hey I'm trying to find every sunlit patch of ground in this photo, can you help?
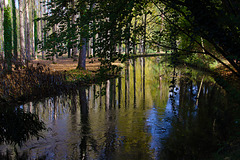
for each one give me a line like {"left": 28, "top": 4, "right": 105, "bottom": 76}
{"left": 30, "top": 57, "right": 101, "bottom": 72}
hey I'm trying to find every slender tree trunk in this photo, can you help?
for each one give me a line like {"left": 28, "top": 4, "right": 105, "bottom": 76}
{"left": 34, "top": 10, "right": 38, "bottom": 59}
{"left": 12, "top": 0, "right": 17, "bottom": 60}
{"left": 143, "top": 13, "right": 147, "bottom": 54}
{"left": 133, "top": 17, "right": 137, "bottom": 55}
{"left": 40, "top": 0, "right": 44, "bottom": 59}
{"left": 25, "top": 0, "right": 31, "bottom": 62}
{"left": 77, "top": 38, "right": 86, "bottom": 69}
{"left": 19, "top": 0, "right": 25, "bottom": 64}
{"left": 32, "top": 0, "right": 36, "bottom": 59}
{"left": 0, "top": 2, "right": 4, "bottom": 61}
{"left": 52, "top": 24, "right": 57, "bottom": 63}
{"left": 52, "top": 2, "right": 57, "bottom": 63}
{"left": 72, "top": 0, "right": 77, "bottom": 60}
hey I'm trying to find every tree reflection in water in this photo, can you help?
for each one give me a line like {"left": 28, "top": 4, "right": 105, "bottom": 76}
{"left": 159, "top": 69, "right": 236, "bottom": 160}
{"left": 0, "top": 57, "right": 237, "bottom": 159}
{"left": 0, "top": 105, "right": 46, "bottom": 159}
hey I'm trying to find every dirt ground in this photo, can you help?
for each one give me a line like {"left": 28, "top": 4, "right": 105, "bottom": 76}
{"left": 30, "top": 57, "right": 101, "bottom": 72}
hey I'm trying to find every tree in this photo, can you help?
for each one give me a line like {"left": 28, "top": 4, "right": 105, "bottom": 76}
{"left": 34, "top": 10, "right": 38, "bottom": 59}
{"left": 3, "top": 6, "right": 12, "bottom": 72}
{"left": 25, "top": 0, "right": 31, "bottom": 62}
{"left": 0, "top": 2, "right": 4, "bottom": 60}
{"left": 150, "top": 0, "right": 240, "bottom": 78}
{"left": 40, "top": 0, "right": 145, "bottom": 72}
{"left": 19, "top": 0, "right": 25, "bottom": 64}
{"left": 12, "top": 0, "right": 17, "bottom": 60}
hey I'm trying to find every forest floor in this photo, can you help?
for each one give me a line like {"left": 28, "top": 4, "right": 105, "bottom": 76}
{"left": 30, "top": 57, "right": 101, "bottom": 72}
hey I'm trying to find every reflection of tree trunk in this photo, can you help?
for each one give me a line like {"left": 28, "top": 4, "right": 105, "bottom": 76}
{"left": 106, "top": 80, "right": 110, "bottom": 109}
{"left": 125, "top": 61, "right": 129, "bottom": 108}
{"left": 118, "top": 76, "right": 122, "bottom": 108}
{"left": 100, "top": 84, "right": 102, "bottom": 108}
{"left": 100, "top": 102, "right": 117, "bottom": 159}
{"left": 196, "top": 77, "right": 204, "bottom": 106}
{"left": 71, "top": 92, "right": 77, "bottom": 114}
{"left": 79, "top": 86, "right": 89, "bottom": 160}
{"left": 93, "top": 85, "right": 96, "bottom": 108}
{"left": 79, "top": 86, "right": 88, "bottom": 115}
{"left": 142, "top": 58, "right": 145, "bottom": 108}
{"left": 159, "top": 63, "right": 162, "bottom": 100}
{"left": 110, "top": 79, "right": 116, "bottom": 108}
{"left": 53, "top": 96, "right": 57, "bottom": 121}
{"left": 133, "top": 59, "right": 136, "bottom": 108}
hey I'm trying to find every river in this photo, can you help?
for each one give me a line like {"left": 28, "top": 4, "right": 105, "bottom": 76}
{"left": 0, "top": 57, "right": 236, "bottom": 159}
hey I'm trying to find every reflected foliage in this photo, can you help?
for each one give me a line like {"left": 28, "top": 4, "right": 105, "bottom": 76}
{"left": 160, "top": 70, "right": 240, "bottom": 159}
{"left": 1, "top": 58, "right": 239, "bottom": 159}
{"left": 0, "top": 106, "right": 46, "bottom": 146}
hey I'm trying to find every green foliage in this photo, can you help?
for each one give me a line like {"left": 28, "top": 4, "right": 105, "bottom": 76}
{"left": 39, "top": 0, "right": 148, "bottom": 72}
{"left": 3, "top": 6, "right": 12, "bottom": 72}
{"left": 0, "top": 106, "right": 46, "bottom": 146}
{"left": 151, "top": 0, "right": 240, "bottom": 77}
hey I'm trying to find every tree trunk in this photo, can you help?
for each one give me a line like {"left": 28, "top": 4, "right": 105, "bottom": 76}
{"left": 52, "top": 2, "right": 57, "bottom": 63}
{"left": 19, "top": 0, "right": 25, "bottom": 64}
{"left": 52, "top": 24, "right": 57, "bottom": 63}
{"left": 25, "top": 0, "right": 31, "bottom": 62}
{"left": 34, "top": 10, "right": 38, "bottom": 59}
{"left": 133, "top": 17, "right": 137, "bottom": 55}
{"left": 72, "top": 0, "right": 77, "bottom": 61}
{"left": 0, "top": 2, "right": 4, "bottom": 61}
{"left": 12, "top": 0, "right": 17, "bottom": 60}
{"left": 143, "top": 13, "right": 147, "bottom": 54}
{"left": 77, "top": 38, "right": 86, "bottom": 70}
{"left": 32, "top": 1, "right": 36, "bottom": 59}
{"left": 40, "top": 0, "right": 44, "bottom": 59}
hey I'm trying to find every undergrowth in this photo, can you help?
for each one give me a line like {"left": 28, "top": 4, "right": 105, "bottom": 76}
{"left": 0, "top": 63, "right": 120, "bottom": 105}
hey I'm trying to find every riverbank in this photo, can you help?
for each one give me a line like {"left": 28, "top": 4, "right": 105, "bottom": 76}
{"left": 0, "top": 58, "right": 121, "bottom": 106}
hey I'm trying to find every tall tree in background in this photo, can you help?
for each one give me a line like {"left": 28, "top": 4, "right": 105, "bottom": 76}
{"left": 40, "top": 0, "right": 145, "bottom": 71}
{"left": 3, "top": 6, "right": 12, "bottom": 72}
{"left": 40, "top": 0, "right": 44, "bottom": 59}
{"left": 11, "top": 0, "right": 17, "bottom": 60}
{"left": 31, "top": 0, "right": 36, "bottom": 59}
{"left": 25, "top": 0, "right": 31, "bottom": 62}
{"left": 19, "top": 0, "right": 25, "bottom": 64}
{"left": 0, "top": 2, "right": 4, "bottom": 58}
{"left": 34, "top": 10, "right": 38, "bottom": 59}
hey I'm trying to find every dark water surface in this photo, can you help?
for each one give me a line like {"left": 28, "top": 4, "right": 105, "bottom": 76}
{"left": 0, "top": 57, "right": 235, "bottom": 159}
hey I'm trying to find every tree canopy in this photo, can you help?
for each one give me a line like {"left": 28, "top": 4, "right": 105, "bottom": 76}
{"left": 39, "top": 0, "right": 240, "bottom": 77}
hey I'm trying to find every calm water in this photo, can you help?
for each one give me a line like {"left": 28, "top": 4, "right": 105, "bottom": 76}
{"left": 0, "top": 57, "right": 235, "bottom": 159}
